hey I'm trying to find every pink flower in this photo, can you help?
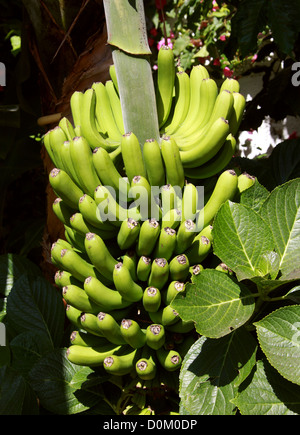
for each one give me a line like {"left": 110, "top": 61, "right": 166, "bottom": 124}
{"left": 223, "top": 66, "right": 233, "bottom": 78}
{"left": 157, "top": 38, "right": 173, "bottom": 50}
{"left": 219, "top": 34, "right": 226, "bottom": 41}
{"left": 213, "top": 58, "right": 221, "bottom": 66}
{"left": 251, "top": 54, "right": 258, "bottom": 63}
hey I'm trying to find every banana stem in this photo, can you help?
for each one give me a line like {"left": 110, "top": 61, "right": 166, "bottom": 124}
{"left": 103, "top": 0, "right": 160, "bottom": 147}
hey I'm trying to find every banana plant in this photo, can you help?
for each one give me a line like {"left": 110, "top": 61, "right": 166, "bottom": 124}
{"left": 103, "top": 0, "right": 160, "bottom": 147}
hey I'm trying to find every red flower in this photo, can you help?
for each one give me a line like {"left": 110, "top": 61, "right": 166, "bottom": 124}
{"left": 223, "top": 66, "right": 233, "bottom": 77}
{"left": 150, "top": 28, "right": 158, "bottom": 37}
{"left": 288, "top": 131, "right": 298, "bottom": 140}
{"left": 213, "top": 58, "right": 221, "bottom": 66}
{"left": 156, "top": 0, "right": 167, "bottom": 9}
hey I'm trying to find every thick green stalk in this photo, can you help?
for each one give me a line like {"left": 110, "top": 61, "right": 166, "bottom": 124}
{"left": 103, "top": 0, "right": 160, "bottom": 146}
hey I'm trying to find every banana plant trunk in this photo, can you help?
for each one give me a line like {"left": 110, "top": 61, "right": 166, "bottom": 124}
{"left": 103, "top": 0, "right": 160, "bottom": 147}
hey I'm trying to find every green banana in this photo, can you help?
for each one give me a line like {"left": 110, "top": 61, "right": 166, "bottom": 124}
{"left": 109, "top": 64, "right": 119, "bottom": 94}
{"left": 155, "top": 348, "right": 182, "bottom": 372}
{"left": 184, "top": 134, "right": 236, "bottom": 179}
{"left": 195, "top": 169, "right": 238, "bottom": 231}
{"left": 69, "top": 136, "right": 101, "bottom": 197}
{"left": 105, "top": 79, "right": 124, "bottom": 133}
{"left": 96, "top": 312, "right": 126, "bottom": 345}
{"left": 52, "top": 245, "right": 99, "bottom": 282}
{"left": 80, "top": 88, "right": 119, "bottom": 151}
{"left": 165, "top": 318, "right": 195, "bottom": 334}
{"left": 220, "top": 77, "right": 240, "bottom": 93}
{"left": 149, "top": 305, "right": 179, "bottom": 327}
{"left": 113, "top": 262, "right": 143, "bottom": 302}
{"left": 145, "top": 324, "right": 165, "bottom": 350}
{"left": 84, "top": 276, "right": 132, "bottom": 311}
{"left": 179, "top": 117, "right": 231, "bottom": 168}
{"left": 198, "top": 224, "right": 214, "bottom": 242}
{"left": 92, "top": 82, "right": 122, "bottom": 142}
{"left": 62, "top": 284, "right": 103, "bottom": 314}
{"left": 189, "top": 264, "right": 204, "bottom": 279}
{"left": 185, "top": 235, "right": 212, "bottom": 265}
{"left": 174, "top": 64, "right": 209, "bottom": 137}
{"left": 161, "top": 208, "right": 182, "bottom": 230}
{"left": 64, "top": 225, "right": 86, "bottom": 252}
{"left": 52, "top": 198, "right": 75, "bottom": 226}
{"left": 79, "top": 312, "right": 104, "bottom": 337}
{"left": 121, "top": 132, "right": 147, "bottom": 184}
{"left": 92, "top": 146, "right": 130, "bottom": 200}
{"left": 142, "top": 139, "right": 165, "bottom": 188}
{"left": 160, "top": 184, "right": 179, "bottom": 213}
{"left": 66, "top": 343, "right": 122, "bottom": 367}
{"left": 156, "top": 45, "right": 175, "bottom": 128}
{"left": 137, "top": 256, "right": 152, "bottom": 282}
{"left": 181, "top": 182, "right": 199, "bottom": 221}
{"left": 49, "top": 168, "right": 84, "bottom": 209}
{"left": 84, "top": 232, "right": 118, "bottom": 281}
{"left": 163, "top": 281, "right": 185, "bottom": 305}
{"left": 65, "top": 304, "right": 82, "bottom": 328}
{"left": 164, "top": 70, "right": 190, "bottom": 135}
{"left": 174, "top": 219, "right": 196, "bottom": 254}
{"left": 120, "top": 319, "right": 147, "bottom": 349}
{"left": 43, "top": 130, "right": 57, "bottom": 167}
{"left": 237, "top": 172, "right": 256, "bottom": 194}
{"left": 142, "top": 286, "right": 161, "bottom": 313}
{"left": 135, "top": 346, "right": 157, "bottom": 380}
{"left": 228, "top": 92, "right": 246, "bottom": 136}
{"left": 122, "top": 249, "right": 138, "bottom": 281}
{"left": 161, "top": 135, "right": 185, "bottom": 189}
{"left": 215, "top": 263, "right": 233, "bottom": 275}
{"left": 70, "top": 91, "right": 84, "bottom": 132}
{"left": 69, "top": 212, "right": 115, "bottom": 241}
{"left": 117, "top": 218, "right": 140, "bottom": 250}
{"left": 136, "top": 218, "right": 160, "bottom": 257}
{"left": 78, "top": 194, "right": 117, "bottom": 231}
{"left": 152, "top": 227, "right": 176, "bottom": 261}
{"left": 55, "top": 270, "right": 81, "bottom": 288}
{"left": 59, "top": 116, "right": 76, "bottom": 141}
{"left": 47, "top": 126, "right": 67, "bottom": 170}
{"left": 103, "top": 346, "right": 140, "bottom": 376}
{"left": 59, "top": 140, "right": 81, "bottom": 186}
{"left": 169, "top": 254, "right": 190, "bottom": 281}
{"left": 130, "top": 175, "right": 156, "bottom": 221}
{"left": 70, "top": 330, "right": 108, "bottom": 348}
{"left": 148, "top": 258, "right": 169, "bottom": 290}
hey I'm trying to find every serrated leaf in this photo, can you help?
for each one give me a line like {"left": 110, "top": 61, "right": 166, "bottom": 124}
{"left": 240, "top": 179, "right": 270, "bottom": 213}
{"left": 29, "top": 348, "right": 105, "bottom": 415}
{"left": 179, "top": 328, "right": 257, "bottom": 415}
{"left": 259, "top": 179, "right": 300, "bottom": 281}
{"left": 212, "top": 201, "right": 275, "bottom": 281}
{"left": 171, "top": 269, "right": 256, "bottom": 338}
{"left": 254, "top": 305, "right": 300, "bottom": 386}
{"left": 232, "top": 359, "right": 300, "bottom": 415}
{"left": 6, "top": 274, "right": 65, "bottom": 348}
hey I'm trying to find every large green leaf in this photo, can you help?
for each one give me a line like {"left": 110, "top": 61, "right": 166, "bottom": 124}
{"left": 254, "top": 305, "right": 300, "bottom": 386}
{"left": 29, "top": 349, "right": 109, "bottom": 415}
{"left": 259, "top": 179, "right": 300, "bottom": 281}
{"left": 6, "top": 274, "right": 65, "bottom": 348}
{"left": 233, "top": 359, "right": 300, "bottom": 415}
{"left": 179, "top": 328, "right": 257, "bottom": 415}
{"left": 171, "top": 269, "right": 256, "bottom": 338}
{"left": 212, "top": 201, "right": 275, "bottom": 281}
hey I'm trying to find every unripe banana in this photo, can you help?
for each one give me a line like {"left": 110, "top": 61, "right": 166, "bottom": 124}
{"left": 62, "top": 284, "right": 103, "bottom": 314}
{"left": 184, "top": 134, "right": 236, "bottom": 180}
{"left": 189, "top": 264, "right": 204, "bottom": 279}
{"left": 83, "top": 276, "right": 132, "bottom": 311}
{"left": 120, "top": 319, "right": 147, "bottom": 349}
{"left": 142, "top": 286, "right": 161, "bottom": 313}
{"left": 96, "top": 312, "right": 126, "bottom": 345}
{"left": 195, "top": 169, "right": 238, "bottom": 230}
{"left": 49, "top": 168, "right": 84, "bottom": 209}
{"left": 65, "top": 304, "right": 82, "bottom": 328}
{"left": 43, "top": 130, "right": 57, "bottom": 167}
{"left": 103, "top": 347, "right": 140, "bottom": 376}
{"left": 122, "top": 249, "right": 138, "bottom": 281}
{"left": 136, "top": 219, "right": 160, "bottom": 257}
{"left": 137, "top": 256, "right": 152, "bottom": 282}
{"left": 66, "top": 343, "right": 122, "bottom": 367}
{"left": 109, "top": 64, "right": 119, "bottom": 94}
{"left": 69, "top": 136, "right": 101, "bottom": 197}
{"left": 135, "top": 346, "right": 157, "bottom": 380}
{"left": 70, "top": 330, "right": 108, "bottom": 348}
{"left": 52, "top": 246, "right": 98, "bottom": 282}
{"left": 142, "top": 139, "right": 165, "bottom": 188}
{"left": 59, "top": 116, "right": 76, "bottom": 141}
{"left": 160, "top": 184, "right": 178, "bottom": 213}
{"left": 164, "top": 318, "right": 195, "bottom": 334}
{"left": 237, "top": 172, "right": 256, "bottom": 194}
{"left": 161, "top": 208, "right": 182, "bottom": 230}
{"left": 198, "top": 224, "right": 214, "bottom": 242}
{"left": 70, "top": 91, "right": 83, "bottom": 132}
{"left": 145, "top": 324, "right": 165, "bottom": 350}
{"left": 220, "top": 77, "right": 240, "bottom": 93}
{"left": 148, "top": 258, "right": 169, "bottom": 290}
{"left": 55, "top": 270, "right": 81, "bottom": 288}
{"left": 156, "top": 45, "right": 175, "bottom": 128}
{"left": 185, "top": 235, "right": 212, "bottom": 265}
{"left": 80, "top": 312, "right": 104, "bottom": 337}
{"left": 169, "top": 254, "right": 190, "bottom": 281}
{"left": 113, "top": 262, "right": 143, "bottom": 302}
{"left": 164, "top": 70, "right": 190, "bottom": 135}
{"left": 163, "top": 281, "right": 185, "bottom": 305}
{"left": 149, "top": 305, "right": 179, "bottom": 327}
{"left": 121, "top": 132, "right": 147, "bottom": 184}
{"left": 47, "top": 126, "right": 68, "bottom": 170}
{"left": 181, "top": 182, "right": 198, "bottom": 221}
{"left": 117, "top": 218, "right": 140, "bottom": 250}
{"left": 52, "top": 198, "right": 75, "bottom": 226}
{"left": 228, "top": 92, "right": 246, "bottom": 136}
{"left": 130, "top": 175, "right": 156, "bottom": 221}
{"left": 64, "top": 225, "right": 86, "bottom": 252}
{"left": 84, "top": 232, "right": 118, "bottom": 281}
{"left": 215, "top": 263, "right": 233, "bottom": 275}
{"left": 161, "top": 135, "right": 185, "bottom": 189}
{"left": 92, "top": 146, "right": 130, "bottom": 200}
{"left": 105, "top": 79, "right": 124, "bottom": 133}
{"left": 59, "top": 140, "right": 82, "bottom": 186}
{"left": 153, "top": 227, "right": 176, "bottom": 261}
{"left": 155, "top": 348, "right": 182, "bottom": 372}
{"left": 69, "top": 212, "right": 116, "bottom": 241}
{"left": 174, "top": 219, "right": 196, "bottom": 254}
{"left": 78, "top": 194, "right": 117, "bottom": 232}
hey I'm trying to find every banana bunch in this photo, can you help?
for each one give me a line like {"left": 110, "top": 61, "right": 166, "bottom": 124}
{"left": 43, "top": 47, "right": 251, "bottom": 407}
